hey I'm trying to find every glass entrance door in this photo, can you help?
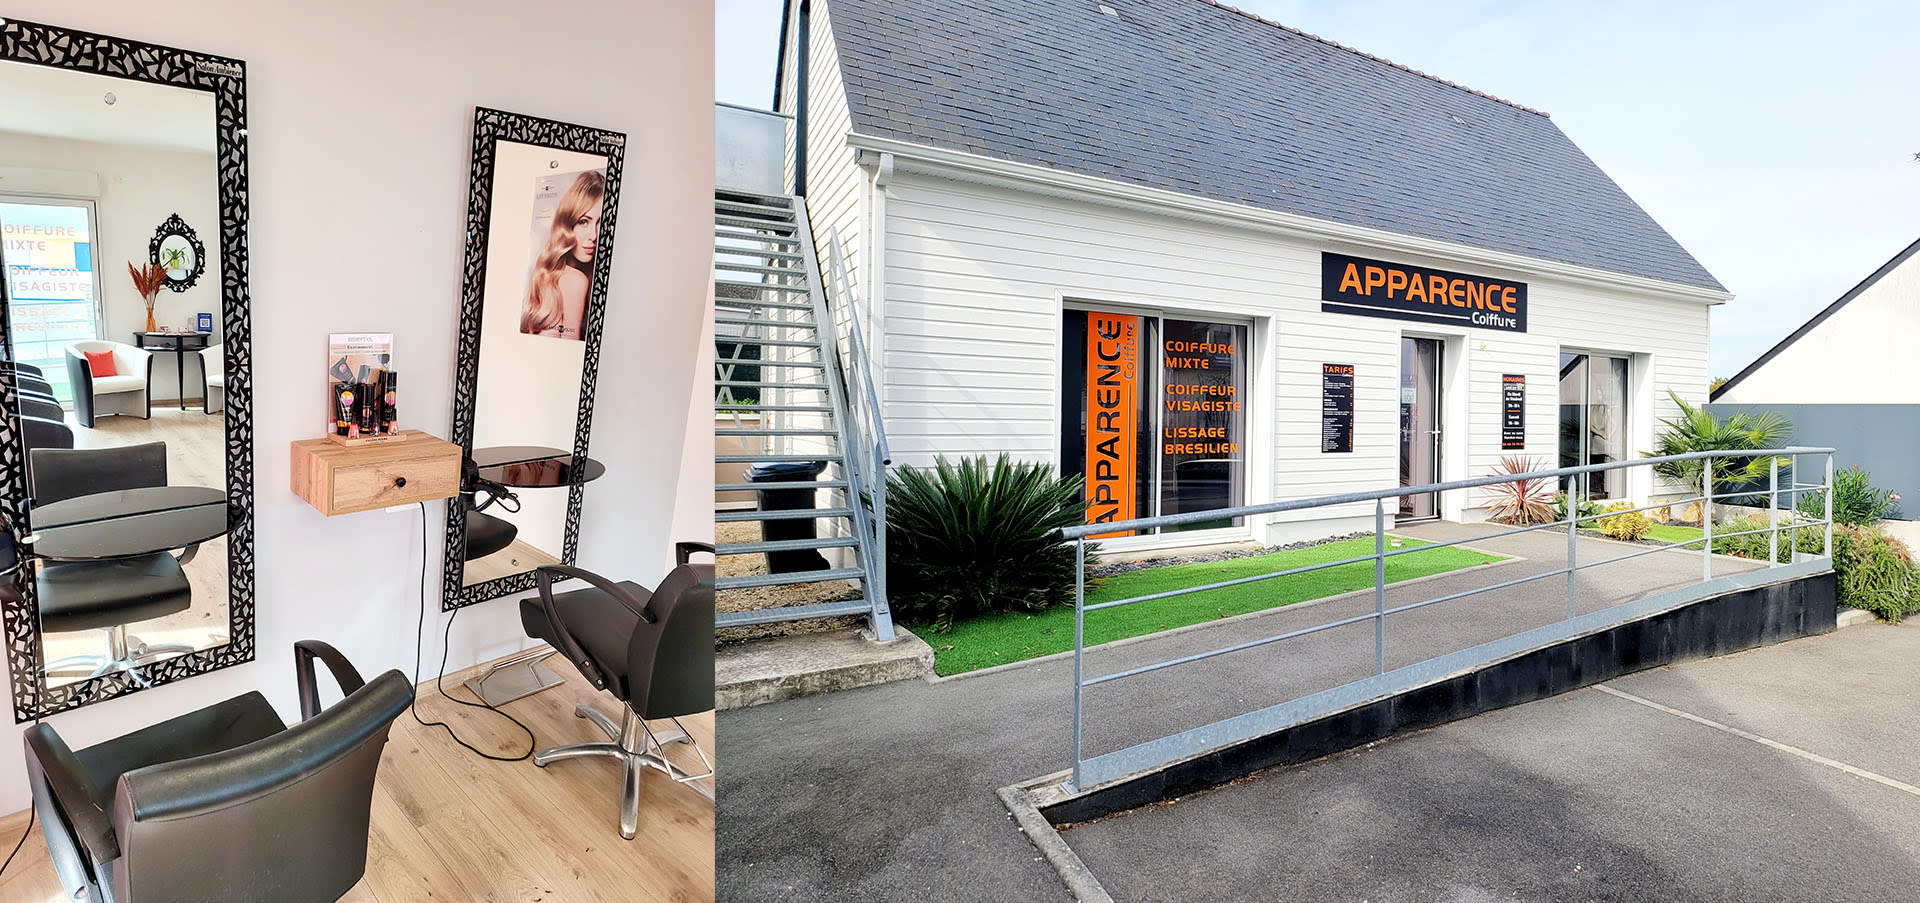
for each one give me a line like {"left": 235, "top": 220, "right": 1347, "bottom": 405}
{"left": 1399, "top": 337, "right": 1442, "bottom": 519}
{"left": 1558, "top": 352, "right": 1630, "bottom": 500}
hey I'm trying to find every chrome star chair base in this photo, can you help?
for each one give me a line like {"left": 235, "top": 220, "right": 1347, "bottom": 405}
{"left": 534, "top": 703, "right": 715, "bottom": 838}
{"left": 45, "top": 624, "right": 194, "bottom": 687}
{"left": 521, "top": 555, "right": 715, "bottom": 840}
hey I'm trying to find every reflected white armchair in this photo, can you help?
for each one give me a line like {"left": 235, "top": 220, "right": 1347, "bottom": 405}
{"left": 201, "top": 342, "right": 225, "bottom": 414}
{"left": 64, "top": 341, "right": 152, "bottom": 427}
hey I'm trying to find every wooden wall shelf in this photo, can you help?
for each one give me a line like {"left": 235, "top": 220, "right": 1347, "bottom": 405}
{"left": 291, "top": 429, "right": 461, "bottom": 516}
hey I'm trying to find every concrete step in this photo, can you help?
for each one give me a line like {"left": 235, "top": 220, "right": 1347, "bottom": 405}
{"left": 716, "top": 626, "right": 934, "bottom": 711}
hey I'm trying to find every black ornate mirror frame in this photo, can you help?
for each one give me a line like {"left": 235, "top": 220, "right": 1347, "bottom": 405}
{"left": 0, "top": 19, "right": 254, "bottom": 720}
{"left": 149, "top": 212, "right": 207, "bottom": 291}
{"left": 440, "top": 108, "right": 626, "bottom": 610}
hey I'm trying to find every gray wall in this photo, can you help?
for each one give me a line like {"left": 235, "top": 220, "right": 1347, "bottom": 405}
{"left": 1706, "top": 404, "right": 1920, "bottom": 521}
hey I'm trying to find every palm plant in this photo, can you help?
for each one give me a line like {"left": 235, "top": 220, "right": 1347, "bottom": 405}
{"left": 1647, "top": 391, "right": 1792, "bottom": 524}
{"left": 883, "top": 454, "right": 1096, "bottom": 631}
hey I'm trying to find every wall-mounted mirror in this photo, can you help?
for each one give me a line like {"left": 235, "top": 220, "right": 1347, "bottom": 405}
{"left": 441, "top": 108, "right": 625, "bottom": 609}
{"left": 0, "top": 19, "right": 253, "bottom": 719}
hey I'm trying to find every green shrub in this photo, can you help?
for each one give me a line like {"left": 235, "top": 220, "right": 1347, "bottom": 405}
{"left": 883, "top": 454, "right": 1097, "bottom": 631}
{"left": 1707, "top": 515, "right": 1826, "bottom": 563}
{"left": 1552, "top": 492, "right": 1603, "bottom": 524}
{"left": 1596, "top": 501, "right": 1652, "bottom": 542}
{"left": 1797, "top": 466, "right": 1900, "bottom": 527}
{"left": 1830, "top": 525, "right": 1920, "bottom": 622}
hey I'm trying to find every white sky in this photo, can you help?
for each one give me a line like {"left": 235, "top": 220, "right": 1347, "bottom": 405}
{"left": 715, "top": 0, "right": 1920, "bottom": 379}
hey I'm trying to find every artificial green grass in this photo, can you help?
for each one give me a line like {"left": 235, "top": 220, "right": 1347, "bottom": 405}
{"left": 916, "top": 536, "right": 1506, "bottom": 676}
{"left": 1643, "top": 523, "right": 1705, "bottom": 547}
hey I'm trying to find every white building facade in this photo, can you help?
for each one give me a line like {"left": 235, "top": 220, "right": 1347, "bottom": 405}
{"left": 776, "top": 0, "right": 1729, "bottom": 551}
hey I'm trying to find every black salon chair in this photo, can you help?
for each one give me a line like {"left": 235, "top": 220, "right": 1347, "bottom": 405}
{"left": 21, "top": 415, "right": 74, "bottom": 452}
{"left": 25, "top": 640, "right": 412, "bottom": 903}
{"left": 14, "top": 371, "right": 56, "bottom": 399}
{"left": 29, "top": 442, "right": 196, "bottom": 685}
{"left": 2, "top": 359, "right": 45, "bottom": 378}
{"left": 522, "top": 546, "right": 715, "bottom": 839}
{"left": 20, "top": 395, "right": 64, "bottom": 424}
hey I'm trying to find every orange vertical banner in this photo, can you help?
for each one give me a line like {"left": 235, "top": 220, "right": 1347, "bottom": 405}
{"left": 1085, "top": 312, "right": 1139, "bottom": 538}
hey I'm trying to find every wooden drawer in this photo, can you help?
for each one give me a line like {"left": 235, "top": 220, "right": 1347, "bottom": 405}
{"left": 291, "top": 430, "right": 462, "bottom": 516}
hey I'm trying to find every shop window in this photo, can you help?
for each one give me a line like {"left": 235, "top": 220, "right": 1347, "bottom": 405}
{"left": 1061, "top": 308, "right": 1248, "bottom": 537}
{"left": 1558, "top": 351, "right": 1629, "bottom": 500}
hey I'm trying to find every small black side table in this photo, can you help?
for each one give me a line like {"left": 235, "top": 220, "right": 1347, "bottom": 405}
{"left": 133, "top": 332, "right": 211, "bottom": 411}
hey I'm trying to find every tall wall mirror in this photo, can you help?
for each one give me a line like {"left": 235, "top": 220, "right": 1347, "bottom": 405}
{"left": 442, "top": 109, "right": 625, "bottom": 609}
{"left": 0, "top": 20, "right": 253, "bottom": 718}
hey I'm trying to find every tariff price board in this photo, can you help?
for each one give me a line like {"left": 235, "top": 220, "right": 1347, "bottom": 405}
{"left": 1501, "top": 374, "right": 1526, "bottom": 450}
{"left": 1321, "top": 363, "right": 1355, "bottom": 453}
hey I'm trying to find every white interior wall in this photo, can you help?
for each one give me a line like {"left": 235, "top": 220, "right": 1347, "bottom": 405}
{"left": 0, "top": 0, "right": 712, "bottom": 814}
{"left": 0, "top": 131, "right": 221, "bottom": 398}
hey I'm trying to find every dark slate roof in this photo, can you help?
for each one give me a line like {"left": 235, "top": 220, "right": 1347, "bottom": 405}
{"left": 821, "top": 0, "right": 1725, "bottom": 292}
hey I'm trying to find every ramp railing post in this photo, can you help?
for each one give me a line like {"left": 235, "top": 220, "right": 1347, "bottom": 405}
{"left": 1702, "top": 459, "right": 1713, "bottom": 581}
{"left": 1769, "top": 456, "right": 1779, "bottom": 566}
{"left": 1825, "top": 453, "right": 1836, "bottom": 557}
{"left": 1071, "top": 537, "right": 1085, "bottom": 790}
{"left": 1566, "top": 487, "right": 1577, "bottom": 619}
{"left": 1374, "top": 499, "right": 1385, "bottom": 675}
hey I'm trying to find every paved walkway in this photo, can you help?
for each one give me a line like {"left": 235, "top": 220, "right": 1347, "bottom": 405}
{"left": 717, "top": 525, "right": 1775, "bottom": 900}
{"left": 1065, "top": 619, "right": 1920, "bottom": 902}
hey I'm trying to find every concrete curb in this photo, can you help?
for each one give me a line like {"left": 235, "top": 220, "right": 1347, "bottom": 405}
{"left": 927, "top": 540, "right": 1522, "bottom": 685}
{"left": 998, "top": 775, "right": 1113, "bottom": 903}
{"left": 1836, "top": 608, "right": 1877, "bottom": 629}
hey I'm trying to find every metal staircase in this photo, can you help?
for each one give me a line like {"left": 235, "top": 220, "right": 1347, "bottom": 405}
{"left": 713, "top": 189, "right": 895, "bottom": 642}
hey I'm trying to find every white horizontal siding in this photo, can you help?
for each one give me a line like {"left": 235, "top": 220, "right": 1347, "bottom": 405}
{"left": 876, "top": 173, "right": 1713, "bottom": 541}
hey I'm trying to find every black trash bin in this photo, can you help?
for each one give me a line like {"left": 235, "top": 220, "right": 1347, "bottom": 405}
{"left": 747, "top": 460, "right": 831, "bottom": 573}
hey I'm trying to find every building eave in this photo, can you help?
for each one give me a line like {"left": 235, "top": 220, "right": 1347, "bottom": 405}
{"left": 846, "top": 132, "right": 1735, "bottom": 307}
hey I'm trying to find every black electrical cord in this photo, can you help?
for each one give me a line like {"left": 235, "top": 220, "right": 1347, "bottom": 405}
{"left": 0, "top": 793, "right": 32, "bottom": 879}
{"left": 408, "top": 502, "right": 535, "bottom": 762}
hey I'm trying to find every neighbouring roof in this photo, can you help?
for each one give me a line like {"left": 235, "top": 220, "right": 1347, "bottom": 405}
{"left": 817, "top": 0, "right": 1725, "bottom": 292}
{"left": 1709, "top": 236, "right": 1920, "bottom": 401}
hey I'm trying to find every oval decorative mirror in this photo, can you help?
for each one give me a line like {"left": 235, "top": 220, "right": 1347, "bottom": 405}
{"left": 149, "top": 213, "right": 206, "bottom": 291}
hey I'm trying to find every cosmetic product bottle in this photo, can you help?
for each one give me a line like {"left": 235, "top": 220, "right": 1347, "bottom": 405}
{"left": 357, "top": 381, "right": 375, "bottom": 436}
{"left": 334, "top": 382, "right": 355, "bottom": 437}
{"left": 383, "top": 371, "right": 398, "bottom": 433}
{"left": 371, "top": 370, "right": 387, "bottom": 435}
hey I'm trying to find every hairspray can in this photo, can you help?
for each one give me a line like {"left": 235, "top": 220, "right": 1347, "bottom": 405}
{"left": 382, "top": 371, "right": 397, "bottom": 434}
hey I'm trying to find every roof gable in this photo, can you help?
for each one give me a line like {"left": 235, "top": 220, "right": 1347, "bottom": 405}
{"left": 819, "top": 0, "right": 1724, "bottom": 292}
{"left": 1710, "top": 236, "right": 1920, "bottom": 401}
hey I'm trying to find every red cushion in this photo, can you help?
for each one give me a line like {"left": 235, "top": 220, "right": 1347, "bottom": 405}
{"left": 84, "top": 350, "right": 117, "bottom": 378}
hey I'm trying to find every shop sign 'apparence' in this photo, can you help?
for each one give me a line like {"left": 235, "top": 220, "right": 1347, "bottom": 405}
{"left": 1321, "top": 252, "right": 1528, "bottom": 333}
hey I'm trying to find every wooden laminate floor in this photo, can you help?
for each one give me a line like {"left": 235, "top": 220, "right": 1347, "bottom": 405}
{"left": 0, "top": 650, "right": 716, "bottom": 903}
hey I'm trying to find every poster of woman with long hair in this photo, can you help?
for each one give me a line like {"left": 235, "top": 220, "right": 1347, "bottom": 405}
{"left": 519, "top": 168, "right": 606, "bottom": 340}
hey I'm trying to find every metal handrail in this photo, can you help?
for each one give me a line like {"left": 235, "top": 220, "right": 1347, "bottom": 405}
{"left": 784, "top": 205, "right": 892, "bottom": 640}
{"left": 1066, "top": 447, "right": 1837, "bottom": 791}
{"left": 820, "top": 230, "right": 894, "bottom": 628}
{"left": 1063, "top": 446, "right": 1837, "bottom": 539}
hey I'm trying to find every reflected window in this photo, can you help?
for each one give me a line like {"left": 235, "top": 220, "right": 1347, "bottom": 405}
{"left": 2, "top": 199, "right": 103, "bottom": 405}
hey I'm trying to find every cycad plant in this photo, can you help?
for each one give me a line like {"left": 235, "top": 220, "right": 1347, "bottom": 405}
{"left": 1648, "top": 391, "right": 1792, "bottom": 523}
{"left": 883, "top": 454, "right": 1096, "bottom": 631}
